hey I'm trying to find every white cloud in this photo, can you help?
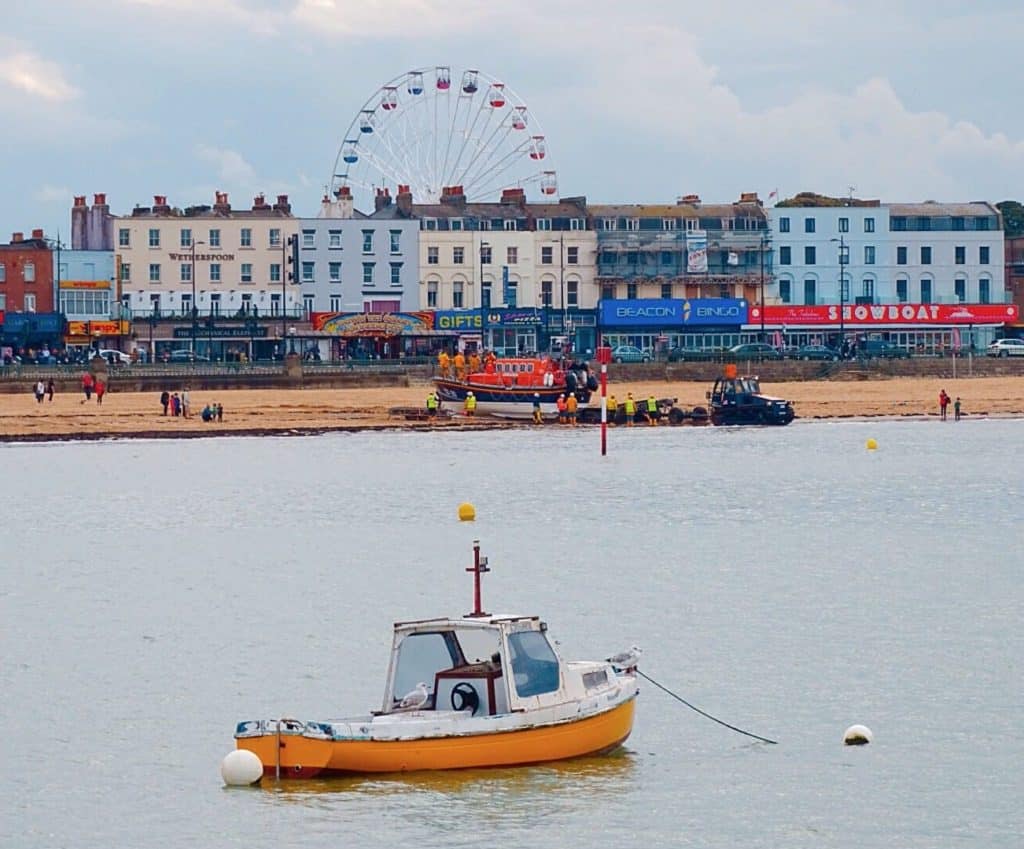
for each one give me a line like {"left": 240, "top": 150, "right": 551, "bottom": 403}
{"left": 0, "top": 40, "right": 78, "bottom": 101}
{"left": 36, "top": 184, "right": 71, "bottom": 203}
{"left": 195, "top": 144, "right": 258, "bottom": 185}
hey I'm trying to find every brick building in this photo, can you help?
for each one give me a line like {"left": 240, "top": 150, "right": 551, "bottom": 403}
{"left": 0, "top": 229, "right": 56, "bottom": 315}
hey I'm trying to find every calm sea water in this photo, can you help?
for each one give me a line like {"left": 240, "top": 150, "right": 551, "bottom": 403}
{"left": 2, "top": 421, "right": 1021, "bottom": 848}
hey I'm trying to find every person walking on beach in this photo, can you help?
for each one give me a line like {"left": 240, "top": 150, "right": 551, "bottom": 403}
{"left": 182, "top": 388, "right": 191, "bottom": 418}
{"left": 463, "top": 390, "right": 476, "bottom": 417}
{"left": 34, "top": 380, "right": 45, "bottom": 403}
{"left": 216, "top": 402, "right": 223, "bottom": 422}
{"left": 624, "top": 393, "right": 636, "bottom": 427}
{"left": 47, "top": 379, "right": 55, "bottom": 402}
{"left": 160, "top": 390, "right": 170, "bottom": 416}
{"left": 532, "top": 393, "right": 542, "bottom": 425}
{"left": 556, "top": 394, "right": 567, "bottom": 425}
{"left": 645, "top": 395, "right": 658, "bottom": 426}
{"left": 426, "top": 391, "right": 439, "bottom": 417}
{"left": 939, "top": 389, "right": 950, "bottom": 420}
{"left": 437, "top": 349, "right": 450, "bottom": 378}
{"left": 82, "top": 372, "right": 94, "bottom": 403}
{"left": 954, "top": 396, "right": 961, "bottom": 421}
{"left": 454, "top": 351, "right": 466, "bottom": 381}
{"left": 607, "top": 394, "right": 617, "bottom": 426}
{"left": 95, "top": 379, "right": 106, "bottom": 405}
{"left": 566, "top": 392, "right": 578, "bottom": 426}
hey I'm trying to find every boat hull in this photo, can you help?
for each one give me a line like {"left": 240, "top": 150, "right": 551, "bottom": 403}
{"left": 434, "top": 378, "right": 590, "bottom": 420}
{"left": 238, "top": 697, "right": 635, "bottom": 778}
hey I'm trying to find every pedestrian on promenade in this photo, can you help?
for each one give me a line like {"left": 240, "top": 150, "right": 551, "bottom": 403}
{"left": 954, "top": 396, "right": 962, "bottom": 421}
{"left": 33, "top": 380, "right": 45, "bottom": 403}
{"left": 95, "top": 379, "right": 106, "bottom": 405}
{"left": 82, "top": 372, "right": 94, "bottom": 403}
{"left": 182, "top": 388, "right": 191, "bottom": 418}
{"left": 47, "top": 379, "right": 55, "bottom": 402}
{"left": 939, "top": 389, "right": 950, "bottom": 420}
{"left": 216, "top": 402, "right": 224, "bottom": 422}
{"left": 160, "top": 390, "right": 170, "bottom": 416}
{"left": 171, "top": 393, "right": 181, "bottom": 417}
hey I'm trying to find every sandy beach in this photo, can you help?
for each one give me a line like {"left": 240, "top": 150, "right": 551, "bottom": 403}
{"left": 1, "top": 376, "right": 1022, "bottom": 441}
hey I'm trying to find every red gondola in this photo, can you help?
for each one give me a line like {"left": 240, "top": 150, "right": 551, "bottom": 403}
{"left": 529, "top": 136, "right": 546, "bottom": 160}
{"left": 436, "top": 66, "right": 451, "bottom": 90}
{"left": 487, "top": 83, "right": 506, "bottom": 108}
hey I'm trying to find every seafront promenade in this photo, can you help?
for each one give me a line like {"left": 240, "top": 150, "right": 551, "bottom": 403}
{"left": 2, "top": 376, "right": 1022, "bottom": 441}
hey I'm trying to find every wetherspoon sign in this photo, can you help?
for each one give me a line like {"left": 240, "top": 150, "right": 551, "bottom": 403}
{"left": 755, "top": 304, "right": 1019, "bottom": 325}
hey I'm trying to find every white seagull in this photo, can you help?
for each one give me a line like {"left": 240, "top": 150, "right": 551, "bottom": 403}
{"left": 606, "top": 645, "right": 642, "bottom": 671}
{"left": 397, "top": 682, "right": 430, "bottom": 710}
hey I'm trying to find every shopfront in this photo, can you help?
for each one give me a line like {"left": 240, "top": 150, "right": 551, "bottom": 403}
{"left": 599, "top": 298, "right": 749, "bottom": 354}
{"left": 483, "top": 308, "right": 543, "bottom": 355}
{"left": 311, "top": 311, "right": 453, "bottom": 360}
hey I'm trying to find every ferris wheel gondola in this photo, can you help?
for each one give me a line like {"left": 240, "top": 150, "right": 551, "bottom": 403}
{"left": 330, "top": 66, "right": 557, "bottom": 206}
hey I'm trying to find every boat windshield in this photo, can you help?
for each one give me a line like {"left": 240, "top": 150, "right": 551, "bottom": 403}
{"left": 506, "top": 631, "right": 560, "bottom": 697}
{"left": 392, "top": 632, "right": 458, "bottom": 703}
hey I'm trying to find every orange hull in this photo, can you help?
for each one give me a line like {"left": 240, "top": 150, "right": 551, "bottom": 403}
{"left": 239, "top": 698, "right": 635, "bottom": 778}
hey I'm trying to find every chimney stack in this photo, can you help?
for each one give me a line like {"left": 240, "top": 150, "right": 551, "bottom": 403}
{"left": 153, "top": 195, "right": 171, "bottom": 214}
{"left": 440, "top": 185, "right": 467, "bottom": 206}
{"left": 32, "top": 228, "right": 45, "bottom": 240}
{"left": 74, "top": 195, "right": 87, "bottom": 207}
{"left": 252, "top": 193, "right": 270, "bottom": 211}
{"left": 396, "top": 184, "right": 413, "bottom": 216}
{"left": 500, "top": 188, "right": 526, "bottom": 206}
{"left": 677, "top": 194, "right": 701, "bottom": 205}
{"left": 272, "top": 194, "right": 291, "bottom": 214}
{"left": 93, "top": 193, "right": 107, "bottom": 207}
{"left": 374, "top": 187, "right": 393, "bottom": 213}
{"left": 213, "top": 191, "right": 231, "bottom": 213}
{"left": 12, "top": 232, "right": 23, "bottom": 243}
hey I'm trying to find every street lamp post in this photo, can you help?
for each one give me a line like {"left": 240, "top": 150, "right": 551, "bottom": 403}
{"left": 559, "top": 232, "right": 566, "bottom": 336}
{"left": 831, "top": 235, "right": 847, "bottom": 343}
{"left": 759, "top": 232, "right": 768, "bottom": 342}
{"left": 190, "top": 239, "right": 205, "bottom": 354}
{"left": 479, "top": 239, "right": 489, "bottom": 353}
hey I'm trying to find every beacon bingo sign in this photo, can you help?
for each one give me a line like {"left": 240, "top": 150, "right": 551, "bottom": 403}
{"left": 600, "top": 298, "right": 749, "bottom": 327}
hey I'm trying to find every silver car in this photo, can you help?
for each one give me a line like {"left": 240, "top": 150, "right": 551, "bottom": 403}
{"left": 986, "top": 339, "right": 1024, "bottom": 357}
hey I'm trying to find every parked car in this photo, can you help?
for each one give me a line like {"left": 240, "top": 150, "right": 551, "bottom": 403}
{"left": 986, "top": 338, "right": 1024, "bottom": 357}
{"left": 97, "top": 348, "right": 131, "bottom": 366}
{"left": 728, "top": 343, "right": 783, "bottom": 360}
{"left": 610, "top": 345, "right": 651, "bottom": 363}
{"left": 667, "top": 346, "right": 717, "bottom": 362}
{"left": 858, "top": 339, "right": 909, "bottom": 359}
{"left": 793, "top": 344, "right": 839, "bottom": 361}
{"left": 168, "top": 349, "right": 211, "bottom": 363}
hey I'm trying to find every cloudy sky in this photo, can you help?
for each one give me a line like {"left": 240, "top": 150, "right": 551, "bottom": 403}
{"left": 3, "top": 0, "right": 1023, "bottom": 240}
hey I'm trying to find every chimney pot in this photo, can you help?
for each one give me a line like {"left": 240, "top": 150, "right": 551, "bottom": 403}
{"left": 276, "top": 194, "right": 288, "bottom": 205}
{"left": 32, "top": 228, "right": 44, "bottom": 239}
{"left": 93, "top": 192, "right": 107, "bottom": 205}
{"left": 74, "top": 195, "right": 87, "bottom": 207}
{"left": 12, "top": 232, "right": 23, "bottom": 242}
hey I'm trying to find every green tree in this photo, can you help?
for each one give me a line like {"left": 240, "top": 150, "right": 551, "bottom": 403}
{"left": 996, "top": 200, "right": 1024, "bottom": 236}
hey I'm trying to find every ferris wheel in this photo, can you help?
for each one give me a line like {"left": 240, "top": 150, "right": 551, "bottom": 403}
{"left": 330, "top": 66, "right": 557, "bottom": 206}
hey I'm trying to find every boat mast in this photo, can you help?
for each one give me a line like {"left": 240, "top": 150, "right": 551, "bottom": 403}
{"left": 465, "top": 539, "right": 490, "bottom": 617}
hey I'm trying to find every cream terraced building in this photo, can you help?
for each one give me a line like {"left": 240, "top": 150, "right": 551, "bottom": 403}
{"left": 114, "top": 193, "right": 300, "bottom": 319}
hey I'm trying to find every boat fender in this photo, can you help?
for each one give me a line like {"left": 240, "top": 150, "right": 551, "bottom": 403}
{"left": 586, "top": 374, "right": 599, "bottom": 391}
{"left": 543, "top": 372, "right": 554, "bottom": 387}
{"left": 221, "top": 749, "right": 263, "bottom": 786}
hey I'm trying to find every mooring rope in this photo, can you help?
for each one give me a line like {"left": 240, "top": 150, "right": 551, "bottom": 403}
{"left": 637, "top": 670, "right": 778, "bottom": 745}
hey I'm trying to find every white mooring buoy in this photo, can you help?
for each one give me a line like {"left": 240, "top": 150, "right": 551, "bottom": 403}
{"left": 843, "top": 724, "right": 873, "bottom": 746}
{"left": 221, "top": 749, "right": 264, "bottom": 786}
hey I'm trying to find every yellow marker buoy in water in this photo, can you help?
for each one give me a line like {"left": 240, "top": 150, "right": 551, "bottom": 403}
{"left": 866, "top": 438, "right": 878, "bottom": 451}
{"left": 458, "top": 502, "right": 476, "bottom": 522}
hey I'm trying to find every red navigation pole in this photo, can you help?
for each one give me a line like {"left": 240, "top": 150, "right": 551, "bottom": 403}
{"left": 465, "top": 539, "right": 490, "bottom": 617}
{"left": 597, "top": 345, "right": 611, "bottom": 456}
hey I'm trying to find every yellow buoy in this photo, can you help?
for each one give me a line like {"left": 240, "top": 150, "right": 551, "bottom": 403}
{"left": 458, "top": 502, "right": 476, "bottom": 522}
{"left": 866, "top": 438, "right": 878, "bottom": 451}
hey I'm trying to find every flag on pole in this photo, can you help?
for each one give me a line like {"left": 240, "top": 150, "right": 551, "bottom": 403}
{"left": 767, "top": 188, "right": 778, "bottom": 201}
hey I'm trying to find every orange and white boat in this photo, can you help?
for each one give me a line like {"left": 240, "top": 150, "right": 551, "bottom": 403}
{"left": 233, "top": 542, "right": 639, "bottom": 778}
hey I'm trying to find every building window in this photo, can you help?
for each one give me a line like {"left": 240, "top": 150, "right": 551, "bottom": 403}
{"left": 328, "top": 230, "right": 342, "bottom": 249}
{"left": 921, "top": 246, "right": 932, "bottom": 265}
{"left": 118, "top": 228, "right": 130, "bottom": 248}
{"left": 979, "top": 278, "right": 990, "bottom": 303}
{"left": 427, "top": 246, "right": 439, "bottom": 265}
{"left": 390, "top": 262, "right": 402, "bottom": 285}
{"left": 144, "top": 263, "right": 159, "bottom": 283}
{"left": 541, "top": 280, "right": 553, "bottom": 307}
{"left": 427, "top": 281, "right": 438, "bottom": 307}
{"left": 269, "top": 228, "right": 281, "bottom": 248}
{"left": 362, "top": 231, "right": 373, "bottom": 253}
{"left": 389, "top": 230, "right": 401, "bottom": 253}
{"left": 954, "top": 278, "right": 966, "bottom": 302}
{"left": 864, "top": 246, "right": 875, "bottom": 265}
{"left": 862, "top": 278, "right": 874, "bottom": 299}
{"left": 601, "top": 284, "right": 614, "bottom": 300}
{"left": 210, "top": 293, "right": 221, "bottom": 316}
{"left": 803, "top": 278, "right": 816, "bottom": 305}
{"left": 480, "top": 245, "right": 492, "bottom": 265}
{"left": 210, "top": 263, "right": 221, "bottom": 282}
{"left": 778, "top": 217, "right": 790, "bottom": 233}
{"left": 270, "top": 293, "right": 281, "bottom": 316}
{"left": 452, "top": 281, "right": 464, "bottom": 308}
{"left": 270, "top": 263, "right": 281, "bottom": 283}
{"left": 567, "top": 246, "right": 578, "bottom": 265}
{"left": 302, "top": 262, "right": 314, "bottom": 283}
{"left": 362, "top": 262, "right": 375, "bottom": 284}
{"left": 330, "top": 294, "right": 342, "bottom": 312}
{"left": 179, "top": 293, "right": 189, "bottom": 316}
{"left": 180, "top": 228, "right": 192, "bottom": 247}
{"left": 23, "top": 261, "right": 35, "bottom": 282}
{"left": 627, "top": 283, "right": 638, "bottom": 299}
{"left": 839, "top": 275, "right": 849, "bottom": 301}
{"left": 779, "top": 246, "right": 791, "bottom": 265}
{"left": 241, "top": 263, "right": 253, "bottom": 283}
{"left": 24, "top": 293, "right": 36, "bottom": 312}
{"left": 504, "top": 219, "right": 517, "bottom": 231}
{"left": 896, "top": 279, "right": 908, "bottom": 302}
{"left": 567, "top": 281, "right": 578, "bottom": 307}
{"left": 536, "top": 218, "right": 551, "bottom": 231}
{"left": 979, "top": 246, "right": 990, "bottom": 265}
{"left": 920, "top": 278, "right": 932, "bottom": 303}
{"left": 660, "top": 283, "right": 672, "bottom": 299}
{"left": 506, "top": 282, "right": 518, "bottom": 307}
{"left": 329, "top": 262, "right": 341, "bottom": 282}
{"left": 180, "top": 263, "right": 191, "bottom": 283}
{"left": 209, "top": 229, "right": 221, "bottom": 247}
{"left": 838, "top": 217, "right": 849, "bottom": 233}
{"left": 661, "top": 251, "right": 674, "bottom": 265}
{"left": 302, "top": 229, "right": 315, "bottom": 249}
{"left": 240, "top": 228, "right": 252, "bottom": 248}
{"left": 779, "top": 279, "right": 791, "bottom": 303}
{"left": 955, "top": 246, "right": 965, "bottom": 265}
{"left": 571, "top": 218, "right": 584, "bottom": 231}
{"left": 804, "top": 246, "right": 816, "bottom": 265}
{"left": 804, "top": 217, "right": 815, "bottom": 233}
{"left": 121, "top": 263, "right": 130, "bottom": 282}
{"left": 864, "top": 217, "right": 875, "bottom": 233}
{"left": 481, "top": 282, "right": 491, "bottom": 308}
{"left": 897, "top": 246, "right": 907, "bottom": 265}
{"left": 303, "top": 294, "right": 315, "bottom": 318}
{"left": 507, "top": 246, "right": 518, "bottom": 265}
{"left": 148, "top": 228, "right": 160, "bottom": 248}
{"left": 541, "top": 246, "right": 553, "bottom": 265}
{"left": 453, "top": 247, "right": 464, "bottom": 265}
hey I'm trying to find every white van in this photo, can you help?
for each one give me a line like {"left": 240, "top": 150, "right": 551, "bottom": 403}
{"left": 98, "top": 348, "right": 131, "bottom": 366}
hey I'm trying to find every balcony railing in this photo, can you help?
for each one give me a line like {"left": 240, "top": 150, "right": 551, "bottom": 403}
{"left": 122, "top": 307, "right": 307, "bottom": 321}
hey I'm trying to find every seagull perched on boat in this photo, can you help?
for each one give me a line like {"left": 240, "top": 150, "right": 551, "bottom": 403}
{"left": 606, "top": 646, "right": 642, "bottom": 671}
{"left": 397, "top": 682, "right": 430, "bottom": 711}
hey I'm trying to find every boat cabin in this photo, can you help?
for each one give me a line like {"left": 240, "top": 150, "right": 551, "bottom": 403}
{"left": 382, "top": 615, "right": 567, "bottom": 716}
